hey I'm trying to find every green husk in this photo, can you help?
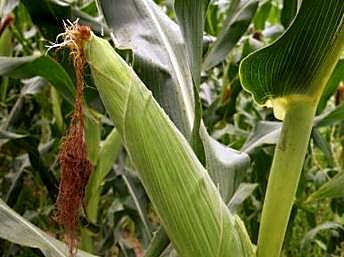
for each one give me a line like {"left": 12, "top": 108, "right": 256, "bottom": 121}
{"left": 84, "top": 33, "right": 254, "bottom": 257}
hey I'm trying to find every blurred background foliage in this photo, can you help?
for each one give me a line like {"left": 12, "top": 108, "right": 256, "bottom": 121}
{"left": 0, "top": 0, "right": 343, "bottom": 257}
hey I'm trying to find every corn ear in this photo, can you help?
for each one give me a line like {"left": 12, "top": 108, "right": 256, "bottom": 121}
{"left": 84, "top": 34, "right": 254, "bottom": 257}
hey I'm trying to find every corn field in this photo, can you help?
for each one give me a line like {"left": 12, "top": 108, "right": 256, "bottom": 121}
{"left": 0, "top": 1, "right": 343, "bottom": 257}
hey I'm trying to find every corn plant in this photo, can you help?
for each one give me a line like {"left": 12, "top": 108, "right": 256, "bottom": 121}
{"left": 0, "top": 0, "right": 343, "bottom": 257}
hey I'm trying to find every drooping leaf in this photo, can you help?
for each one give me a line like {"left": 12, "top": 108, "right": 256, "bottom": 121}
{"left": 241, "top": 121, "right": 281, "bottom": 153}
{"left": 201, "top": 128, "right": 250, "bottom": 202}
{"left": 300, "top": 222, "right": 343, "bottom": 252}
{"left": 314, "top": 102, "right": 344, "bottom": 127}
{"left": 202, "top": 0, "right": 258, "bottom": 71}
{"left": 228, "top": 183, "right": 258, "bottom": 213}
{"left": 241, "top": 101, "right": 344, "bottom": 154}
{"left": 308, "top": 172, "right": 344, "bottom": 201}
{"left": 0, "top": 198, "right": 98, "bottom": 257}
{"left": 0, "top": 56, "right": 74, "bottom": 104}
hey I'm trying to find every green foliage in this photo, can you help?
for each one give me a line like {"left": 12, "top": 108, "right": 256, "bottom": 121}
{"left": 0, "top": 1, "right": 343, "bottom": 257}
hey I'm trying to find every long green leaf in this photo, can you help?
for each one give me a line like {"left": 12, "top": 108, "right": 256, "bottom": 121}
{"left": 308, "top": 172, "right": 344, "bottom": 201}
{"left": 202, "top": 0, "right": 258, "bottom": 71}
{"left": 85, "top": 127, "right": 121, "bottom": 223}
{"left": 0, "top": 56, "right": 74, "bottom": 104}
{"left": 0, "top": 199, "right": 97, "bottom": 257}
{"left": 242, "top": 102, "right": 344, "bottom": 153}
{"left": 174, "top": 0, "right": 209, "bottom": 88}
{"left": 317, "top": 59, "right": 344, "bottom": 112}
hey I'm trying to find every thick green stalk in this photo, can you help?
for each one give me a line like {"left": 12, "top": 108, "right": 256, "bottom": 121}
{"left": 257, "top": 96, "right": 317, "bottom": 257}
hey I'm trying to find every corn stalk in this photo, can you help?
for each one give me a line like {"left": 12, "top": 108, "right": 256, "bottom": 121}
{"left": 239, "top": 1, "right": 344, "bottom": 256}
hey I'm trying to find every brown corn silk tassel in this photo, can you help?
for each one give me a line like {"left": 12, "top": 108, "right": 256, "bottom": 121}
{"left": 55, "top": 22, "right": 92, "bottom": 257}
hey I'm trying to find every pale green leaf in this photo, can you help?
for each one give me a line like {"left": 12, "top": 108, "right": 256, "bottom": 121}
{"left": 0, "top": 199, "right": 97, "bottom": 257}
{"left": 174, "top": 0, "right": 210, "bottom": 88}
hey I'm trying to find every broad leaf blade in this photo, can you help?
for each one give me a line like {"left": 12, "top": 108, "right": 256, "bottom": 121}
{"left": 0, "top": 199, "right": 97, "bottom": 257}
{"left": 201, "top": 127, "right": 250, "bottom": 202}
{"left": 174, "top": 0, "right": 210, "bottom": 88}
{"left": 242, "top": 121, "right": 281, "bottom": 153}
{"left": 240, "top": 0, "right": 344, "bottom": 113}
{"left": 0, "top": 56, "right": 74, "bottom": 104}
{"left": 228, "top": 183, "right": 258, "bottom": 213}
{"left": 101, "top": 0, "right": 194, "bottom": 140}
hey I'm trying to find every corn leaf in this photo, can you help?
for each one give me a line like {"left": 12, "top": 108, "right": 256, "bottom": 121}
{"left": 144, "top": 227, "right": 170, "bottom": 257}
{"left": 240, "top": 0, "right": 344, "bottom": 118}
{"left": 0, "top": 199, "right": 98, "bottom": 257}
{"left": 0, "top": 56, "right": 74, "bottom": 104}
{"left": 85, "top": 127, "right": 121, "bottom": 222}
{"left": 308, "top": 172, "right": 344, "bottom": 201}
{"left": 317, "top": 59, "right": 344, "bottom": 112}
{"left": 242, "top": 102, "right": 344, "bottom": 153}
{"left": 281, "top": 0, "right": 298, "bottom": 28}
{"left": 174, "top": 0, "right": 210, "bottom": 88}
{"left": 300, "top": 222, "right": 343, "bottom": 253}
{"left": 85, "top": 34, "right": 255, "bottom": 257}
{"left": 314, "top": 102, "right": 344, "bottom": 127}
{"left": 202, "top": 0, "right": 258, "bottom": 71}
